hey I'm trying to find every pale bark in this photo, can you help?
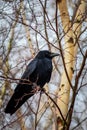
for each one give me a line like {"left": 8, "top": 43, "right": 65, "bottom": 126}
{"left": 0, "top": 6, "right": 20, "bottom": 107}
{"left": 21, "top": 1, "right": 35, "bottom": 57}
{"left": 57, "top": 0, "right": 74, "bottom": 120}
{"left": 2, "top": 1, "right": 27, "bottom": 130}
{"left": 57, "top": 0, "right": 86, "bottom": 129}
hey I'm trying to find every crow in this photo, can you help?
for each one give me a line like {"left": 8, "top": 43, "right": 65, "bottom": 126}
{"left": 5, "top": 50, "right": 59, "bottom": 115}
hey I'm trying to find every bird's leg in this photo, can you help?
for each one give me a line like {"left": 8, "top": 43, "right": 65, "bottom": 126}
{"left": 31, "top": 74, "right": 40, "bottom": 93}
{"left": 31, "top": 83, "right": 40, "bottom": 93}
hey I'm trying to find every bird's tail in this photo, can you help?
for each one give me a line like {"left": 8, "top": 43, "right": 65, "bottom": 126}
{"left": 5, "top": 97, "right": 14, "bottom": 115}
{"left": 5, "top": 92, "right": 32, "bottom": 115}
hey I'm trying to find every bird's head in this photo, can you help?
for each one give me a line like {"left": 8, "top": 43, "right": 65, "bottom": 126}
{"left": 35, "top": 50, "right": 60, "bottom": 59}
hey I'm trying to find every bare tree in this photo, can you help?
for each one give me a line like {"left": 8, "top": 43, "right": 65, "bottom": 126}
{"left": 0, "top": 0, "right": 87, "bottom": 130}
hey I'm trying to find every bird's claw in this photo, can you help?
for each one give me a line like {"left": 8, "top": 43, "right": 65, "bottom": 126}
{"left": 32, "top": 84, "right": 40, "bottom": 93}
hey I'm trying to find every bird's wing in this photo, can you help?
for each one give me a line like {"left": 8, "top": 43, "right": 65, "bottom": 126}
{"left": 14, "top": 59, "right": 38, "bottom": 92}
{"left": 4, "top": 59, "right": 38, "bottom": 115}
{"left": 21, "top": 59, "right": 38, "bottom": 80}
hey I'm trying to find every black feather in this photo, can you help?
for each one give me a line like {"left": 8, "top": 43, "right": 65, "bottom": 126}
{"left": 5, "top": 50, "right": 59, "bottom": 115}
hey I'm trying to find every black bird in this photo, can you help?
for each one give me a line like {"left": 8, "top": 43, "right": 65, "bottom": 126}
{"left": 5, "top": 50, "right": 59, "bottom": 115}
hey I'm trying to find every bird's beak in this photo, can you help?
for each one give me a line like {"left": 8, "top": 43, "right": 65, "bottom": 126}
{"left": 50, "top": 52, "right": 60, "bottom": 58}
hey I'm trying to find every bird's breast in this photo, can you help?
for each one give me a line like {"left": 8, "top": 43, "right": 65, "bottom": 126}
{"left": 29, "top": 58, "right": 52, "bottom": 87}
